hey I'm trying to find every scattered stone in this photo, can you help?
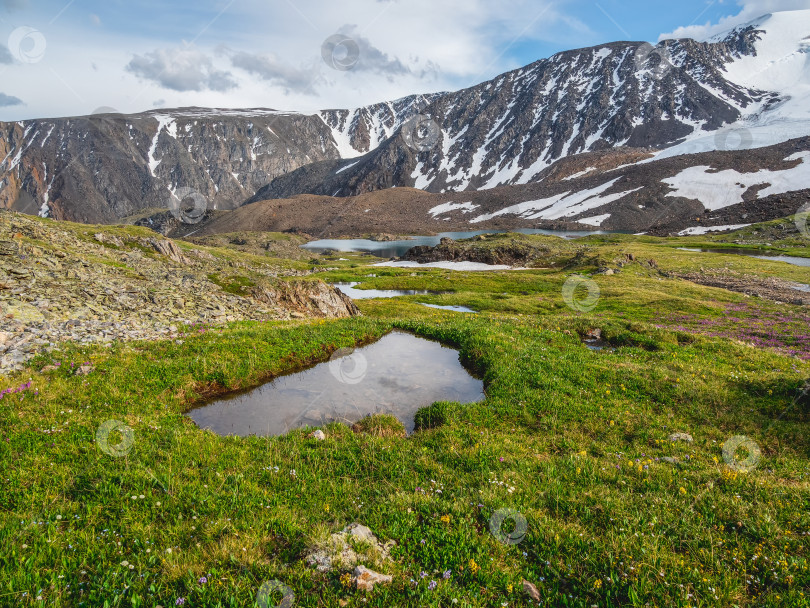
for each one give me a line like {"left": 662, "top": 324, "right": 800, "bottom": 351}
{"left": 668, "top": 432, "right": 693, "bottom": 443}
{"left": 40, "top": 365, "right": 59, "bottom": 373}
{"left": 585, "top": 328, "right": 602, "bottom": 340}
{"left": 305, "top": 523, "right": 394, "bottom": 573}
{"left": 353, "top": 565, "right": 392, "bottom": 591}
{"left": 75, "top": 365, "right": 94, "bottom": 376}
{"left": 662, "top": 456, "right": 680, "bottom": 464}
{"left": 309, "top": 430, "right": 326, "bottom": 441}
{"left": 522, "top": 579, "right": 541, "bottom": 601}
{"left": 0, "top": 211, "right": 359, "bottom": 374}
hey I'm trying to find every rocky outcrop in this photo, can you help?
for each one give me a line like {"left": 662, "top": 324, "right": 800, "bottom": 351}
{"left": 0, "top": 210, "right": 357, "bottom": 374}
{"left": 401, "top": 237, "right": 549, "bottom": 266}
{"left": 252, "top": 280, "right": 360, "bottom": 318}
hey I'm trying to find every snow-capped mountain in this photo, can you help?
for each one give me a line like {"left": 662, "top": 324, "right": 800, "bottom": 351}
{"left": 2, "top": 10, "right": 810, "bottom": 233}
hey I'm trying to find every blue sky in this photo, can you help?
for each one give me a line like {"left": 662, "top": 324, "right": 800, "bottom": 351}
{"left": 0, "top": 0, "right": 803, "bottom": 120}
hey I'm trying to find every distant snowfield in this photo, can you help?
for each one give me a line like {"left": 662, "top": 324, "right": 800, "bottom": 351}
{"left": 677, "top": 224, "right": 750, "bottom": 236}
{"left": 469, "top": 179, "right": 642, "bottom": 224}
{"left": 663, "top": 152, "right": 810, "bottom": 210}
{"left": 655, "top": 10, "right": 810, "bottom": 161}
{"left": 373, "top": 261, "right": 518, "bottom": 271}
{"left": 428, "top": 201, "right": 480, "bottom": 217}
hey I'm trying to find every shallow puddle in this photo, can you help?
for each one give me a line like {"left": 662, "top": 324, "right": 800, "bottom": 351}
{"left": 332, "top": 282, "right": 447, "bottom": 299}
{"left": 583, "top": 338, "right": 613, "bottom": 351}
{"left": 676, "top": 247, "right": 810, "bottom": 267}
{"left": 186, "top": 331, "right": 485, "bottom": 436}
{"left": 420, "top": 303, "right": 477, "bottom": 313}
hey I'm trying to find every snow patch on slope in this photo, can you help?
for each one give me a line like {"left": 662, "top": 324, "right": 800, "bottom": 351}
{"left": 677, "top": 224, "right": 750, "bottom": 236}
{"left": 662, "top": 151, "right": 810, "bottom": 210}
{"left": 469, "top": 179, "right": 641, "bottom": 224}
{"left": 428, "top": 201, "right": 479, "bottom": 217}
{"left": 148, "top": 114, "right": 176, "bottom": 177}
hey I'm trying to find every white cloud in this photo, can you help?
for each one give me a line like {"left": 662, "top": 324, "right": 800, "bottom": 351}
{"left": 0, "top": 92, "right": 23, "bottom": 106}
{"left": 0, "top": 0, "right": 579, "bottom": 120}
{"left": 126, "top": 46, "right": 238, "bottom": 92}
{"left": 659, "top": 0, "right": 810, "bottom": 41}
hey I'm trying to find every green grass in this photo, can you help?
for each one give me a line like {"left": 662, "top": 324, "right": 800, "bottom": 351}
{"left": 206, "top": 274, "right": 258, "bottom": 296}
{"left": 1, "top": 221, "right": 809, "bottom": 607}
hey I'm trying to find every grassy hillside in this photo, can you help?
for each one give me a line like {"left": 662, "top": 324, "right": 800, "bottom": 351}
{"left": 1, "top": 216, "right": 808, "bottom": 607}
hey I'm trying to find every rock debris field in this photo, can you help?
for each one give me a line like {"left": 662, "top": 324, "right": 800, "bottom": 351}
{"left": 0, "top": 211, "right": 357, "bottom": 373}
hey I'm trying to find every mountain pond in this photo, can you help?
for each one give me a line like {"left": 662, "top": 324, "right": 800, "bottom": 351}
{"left": 186, "top": 331, "right": 485, "bottom": 437}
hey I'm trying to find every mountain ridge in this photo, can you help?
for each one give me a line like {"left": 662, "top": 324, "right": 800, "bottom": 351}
{"left": 1, "top": 11, "right": 809, "bottom": 236}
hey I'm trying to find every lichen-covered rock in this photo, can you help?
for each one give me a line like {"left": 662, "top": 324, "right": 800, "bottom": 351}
{"left": 305, "top": 523, "right": 395, "bottom": 573}
{"left": 669, "top": 432, "right": 693, "bottom": 443}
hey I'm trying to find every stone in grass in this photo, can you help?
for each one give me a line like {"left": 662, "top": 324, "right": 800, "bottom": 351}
{"left": 308, "top": 429, "right": 326, "bottom": 441}
{"left": 351, "top": 414, "right": 406, "bottom": 438}
{"left": 668, "top": 432, "right": 693, "bottom": 443}
{"left": 522, "top": 579, "right": 541, "bottom": 601}
{"left": 305, "top": 523, "right": 395, "bottom": 573}
{"left": 662, "top": 456, "right": 680, "bottom": 464}
{"left": 353, "top": 565, "right": 392, "bottom": 591}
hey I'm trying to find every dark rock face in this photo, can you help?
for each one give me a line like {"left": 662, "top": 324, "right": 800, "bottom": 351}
{"left": 0, "top": 108, "right": 342, "bottom": 224}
